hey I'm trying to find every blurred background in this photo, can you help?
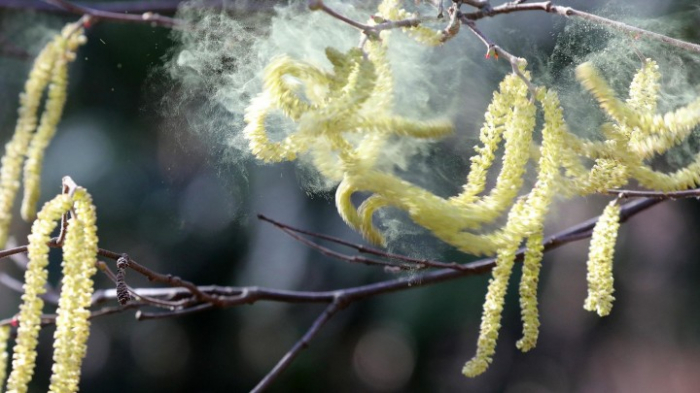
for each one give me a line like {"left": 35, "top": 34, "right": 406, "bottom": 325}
{"left": 1, "top": 0, "right": 700, "bottom": 392}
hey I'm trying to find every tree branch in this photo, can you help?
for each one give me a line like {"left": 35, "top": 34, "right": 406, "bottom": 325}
{"left": 0, "top": 196, "right": 666, "bottom": 389}
{"left": 606, "top": 188, "right": 700, "bottom": 199}
{"left": 462, "top": 1, "right": 700, "bottom": 55}
{"left": 40, "top": 0, "right": 183, "bottom": 28}
{"left": 250, "top": 300, "right": 343, "bottom": 393}
{"left": 258, "top": 213, "right": 474, "bottom": 271}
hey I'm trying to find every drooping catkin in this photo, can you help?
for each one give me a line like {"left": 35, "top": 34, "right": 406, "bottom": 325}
{"left": 584, "top": 201, "right": 621, "bottom": 317}
{"left": 6, "top": 194, "right": 72, "bottom": 393}
{"left": 0, "top": 325, "right": 10, "bottom": 392}
{"left": 0, "top": 22, "right": 86, "bottom": 248}
{"left": 516, "top": 230, "right": 544, "bottom": 352}
{"left": 0, "top": 35, "right": 59, "bottom": 247}
{"left": 49, "top": 188, "right": 98, "bottom": 393}
{"left": 21, "top": 25, "right": 87, "bottom": 222}
{"left": 462, "top": 200, "right": 526, "bottom": 377}
{"left": 244, "top": 1, "right": 700, "bottom": 378}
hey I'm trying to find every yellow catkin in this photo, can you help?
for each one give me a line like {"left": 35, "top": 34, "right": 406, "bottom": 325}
{"left": 584, "top": 201, "right": 621, "bottom": 317}
{"left": 0, "top": 35, "right": 59, "bottom": 247}
{"left": 0, "top": 325, "right": 10, "bottom": 391}
{"left": 575, "top": 61, "right": 700, "bottom": 192}
{"left": 452, "top": 83, "right": 510, "bottom": 205}
{"left": 575, "top": 62, "right": 641, "bottom": 129}
{"left": 246, "top": 43, "right": 454, "bottom": 248}
{"left": 462, "top": 200, "right": 526, "bottom": 377}
{"left": 630, "top": 98, "right": 700, "bottom": 159}
{"left": 7, "top": 194, "right": 72, "bottom": 393}
{"left": 471, "top": 76, "right": 535, "bottom": 207}
{"left": 21, "top": 26, "right": 87, "bottom": 222}
{"left": 49, "top": 188, "right": 98, "bottom": 393}
{"left": 463, "top": 242, "right": 520, "bottom": 376}
{"left": 450, "top": 73, "right": 536, "bottom": 228}
{"left": 49, "top": 215, "right": 85, "bottom": 393}
{"left": 463, "top": 88, "right": 568, "bottom": 375}
{"left": 0, "top": 22, "right": 86, "bottom": 246}
{"left": 357, "top": 194, "right": 390, "bottom": 246}
{"left": 627, "top": 59, "right": 660, "bottom": 117}
{"left": 245, "top": 1, "right": 700, "bottom": 378}
{"left": 516, "top": 230, "right": 544, "bottom": 352}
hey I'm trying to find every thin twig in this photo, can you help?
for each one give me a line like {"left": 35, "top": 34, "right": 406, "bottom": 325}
{"left": 0, "top": 197, "right": 663, "bottom": 389}
{"left": 463, "top": 0, "right": 493, "bottom": 13}
{"left": 0, "top": 272, "right": 62, "bottom": 304}
{"left": 258, "top": 213, "right": 487, "bottom": 272}
{"left": 462, "top": 1, "right": 700, "bottom": 55}
{"left": 605, "top": 188, "right": 700, "bottom": 199}
{"left": 0, "top": 303, "right": 141, "bottom": 328}
{"left": 250, "top": 300, "right": 343, "bottom": 393}
{"left": 277, "top": 226, "right": 418, "bottom": 270}
{"left": 249, "top": 198, "right": 663, "bottom": 389}
{"left": 312, "top": 0, "right": 434, "bottom": 40}
{"left": 0, "top": 198, "right": 667, "bottom": 311}
{"left": 563, "top": 6, "right": 700, "bottom": 55}
{"left": 0, "top": 244, "right": 29, "bottom": 260}
{"left": 96, "top": 248, "right": 226, "bottom": 306}
{"left": 41, "top": 0, "right": 184, "bottom": 28}
{"left": 319, "top": 2, "right": 371, "bottom": 31}
{"left": 462, "top": 18, "right": 537, "bottom": 94}
{"left": 135, "top": 303, "right": 215, "bottom": 320}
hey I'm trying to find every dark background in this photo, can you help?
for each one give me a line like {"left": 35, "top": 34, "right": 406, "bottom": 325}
{"left": 1, "top": 1, "right": 700, "bottom": 392}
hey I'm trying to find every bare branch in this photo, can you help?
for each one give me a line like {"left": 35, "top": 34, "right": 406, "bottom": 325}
{"left": 605, "top": 188, "right": 700, "bottom": 200}
{"left": 462, "top": 1, "right": 700, "bottom": 55}
{"left": 259, "top": 213, "right": 490, "bottom": 272}
{"left": 462, "top": 18, "right": 537, "bottom": 94}
{"left": 249, "top": 198, "right": 663, "bottom": 388}
{"left": 250, "top": 301, "right": 343, "bottom": 393}
{"left": 40, "top": 0, "right": 184, "bottom": 28}
{"left": 96, "top": 248, "right": 226, "bottom": 306}
{"left": 1, "top": 0, "right": 278, "bottom": 15}
{"left": 135, "top": 303, "right": 215, "bottom": 320}
{"left": 0, "top": 303, "right": 141, "bottom": 329}
{"left": 311, "top": 0, "right": 437, "bottom": 41}
{"left": 462, "top": 0, "right": 493, "bottom": 13}
{"left": 0, "top": 196, "right": 664, "bottom": 389}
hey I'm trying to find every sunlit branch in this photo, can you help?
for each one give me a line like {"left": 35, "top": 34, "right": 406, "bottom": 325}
{"left": 462, "top": 1, "right": 700, "bottom": 55}
{"left": 605, "top": 187, "right": 700, "bottom": 199}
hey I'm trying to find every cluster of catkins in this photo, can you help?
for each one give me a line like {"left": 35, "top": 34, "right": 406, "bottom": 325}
{"left": 0, "top": 22, "right": 86, "bottom": 245}
{"left": 244, "top": 0, "right": 700, "bottom": 377}
{"left": 0, "top": 21, "right": 99, "bottom": 393}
